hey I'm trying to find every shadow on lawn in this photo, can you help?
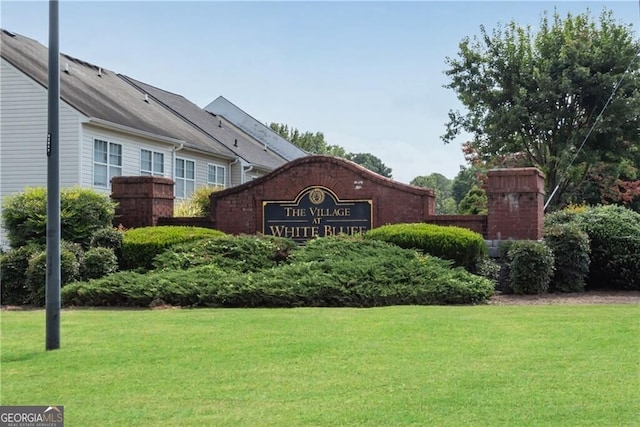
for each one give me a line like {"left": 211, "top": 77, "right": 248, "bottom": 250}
{"left": 1, "top": 351, "right": 44, "bottom": 363}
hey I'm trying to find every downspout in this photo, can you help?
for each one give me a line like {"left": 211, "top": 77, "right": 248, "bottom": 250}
{"left": 229, "top": 157, "right": 239, "bottom": 187}
{"left": 243, "top": 164, "right": 254, "bottom": 184}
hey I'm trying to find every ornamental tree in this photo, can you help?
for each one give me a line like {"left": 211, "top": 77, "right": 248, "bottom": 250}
{"left": 443, "top": 9, "right": 640, "bottom": 210}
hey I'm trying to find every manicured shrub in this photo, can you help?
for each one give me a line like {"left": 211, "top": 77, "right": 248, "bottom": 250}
{"left": 63, "top": 236, "right": 494, "bottom": 308}
{"left": 544, "top": 209, "right": 581, "bottom": 228}
{"left": 63, "top": 266, "right": 232, "bottom": 307}
{"left": 2, "top": 186, "right": 116, "bottom": 248}
{"left": 60, "top": 187, "right": 116, "bottom": 247}
{"left": 153, "top": 234, "right": 295, "bottom": 272}
{"left": 81, "top": 247, "right": 118, "bottom": 280}
{"left": 365, "top": 223, "right": 487, "bottom": 271}
{"left": 121, "top": 226, "right": 226, "bottom": 271}
{"left": 505, "top": 240, "right": 554, "bottom": 295}
{"left": 0, "top": 243, "right": 43, "bottom": 305}
{"left": 545, "top": 205, "right": 640, "bottom": 290}
{"left": 2, "top": 187, "right": 47, "bottom": 247}
{"left": 25, "top": 247, "right": 80, "bottom": 306}
{"left": 62, "top": 241, "right": 85, "bottom": 266}
{"left": 90, "top": 226, "right": 125, "bottom": 266}
{"left": 574, "top": 205, "right": 640, "bottom": 290}
{"left": 544, "top": 209, "right": 578, "bottom": 228}
{"left": 90, "top": 226, "right": 124, "bottom": 250}
{"left": 473, "top": 256, "right": 502, "bottom": 285}
{"left": 544, "top": 223, "right": 590, "bottom": 293}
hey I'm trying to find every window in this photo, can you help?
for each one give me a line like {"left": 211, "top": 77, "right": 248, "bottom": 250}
{"left": 175, "top": 157, "right": 195, "bottom": 198}
{"left": 94, "top": 139, "right": 122, "bottom": 188}
{"left": 207, "top": 164, "right": 226, "bottom": 187}
{"left": 141, "top": 149, "right": 164, "bottom": 176}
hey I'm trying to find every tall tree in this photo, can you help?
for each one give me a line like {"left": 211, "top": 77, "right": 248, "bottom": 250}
{"left": 269, "top": 123, "right": 329, "bottom": 154}
{"left": 451, "top": 166, "right": 484, "bottom": 205}
{"left": 269, "top": 122, "right": 392, "bottom": 177}
{"left": 411, "top": 173, "right": 456, "bottom": 214}
{"left": 347, "top": 153, "right": 393, "bottom": 178}
{"left": 443, "top": 9, "right": 640, "bottom": 210}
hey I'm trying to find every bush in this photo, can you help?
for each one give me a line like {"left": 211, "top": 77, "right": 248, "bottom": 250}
{"left": 174, "top": 185, "right": 222, "bottom": 217}
{"left": 0, "top": 243, "right": 43, "bottom": 305}
{"left": 544, "top": 224, "right": 590, "bottom": 293}
{"left": 153, "top": 234, "right": 295, "bottom": 272}
{"left": 505, "top": 240, "right": 554, "bottom": 295}
{"left": 63, "top": 236, "right": 494, "bottom": 307}
{"left": 81, "top": 247, "right": 118, "bottom": 280}
{"left": 474, "top": 256, "right": 502, "bottom": 285}
{"left": 2, "top": 187, "right": 47, "bottom": 247}
{"left": 62, "top": 241, "right": 85, "bottom": 265}
{"left": 2, "top": 187, "right": 116, "bottom": 248}
{"left": 63, "top": 266, "right": 232, "bottom": 307}
{"left": 90, "top": 226, "right": 124, "bottom": 251}
{"left": 90, "top": 226, "right": 125, "bottom": 266}
{"left": 121, "top": 226, "right": 226, "bottom": 271}
{"left": 25, "top": 247, "right": 80, "bottom": 306}
{"left": 574, "top": 205, "right": 640, "bottom": 290}
{"left": 365, "top": 223, "right": 487, "bottom": 271}
{"left": 544, "top": 209, "right": 579, "bottom": 228}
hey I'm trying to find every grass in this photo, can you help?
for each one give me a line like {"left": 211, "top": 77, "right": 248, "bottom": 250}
{"left": 1, "top": 305, "right": 638, "bottom": 426}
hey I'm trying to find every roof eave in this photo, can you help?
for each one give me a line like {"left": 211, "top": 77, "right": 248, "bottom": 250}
{"left": 85, "top": 117, "right": 188, "bottom": 147}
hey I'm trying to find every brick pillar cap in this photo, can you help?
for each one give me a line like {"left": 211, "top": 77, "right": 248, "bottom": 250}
{"left": 487, "top": 167, "right": 545, "bottom": 178}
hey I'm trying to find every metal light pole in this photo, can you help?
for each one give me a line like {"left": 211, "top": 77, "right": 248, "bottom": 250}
{"left": 46, "top": 0, "right": 61, "bottom": 350}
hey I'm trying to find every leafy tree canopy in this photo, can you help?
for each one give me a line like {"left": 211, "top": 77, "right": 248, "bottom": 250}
{"left": 347, "top": 153, "right": 392, "bottom": 178}
{"left": 269, "top": 122, "right": 392, "bottom": 178}
{"left": 411, "top": 173, "right": 452, "bottom": 197}
{"left": 458, "top": 186, "right": 488, "bottom": 215}
{"left": 411, "top": 173, "right": 456, "bottom": 213}
{"left": 443, "top": 8, "right": 640, "bottom": 210}
{"left": 451, "top": 166, "right": 485, "bottom": 205}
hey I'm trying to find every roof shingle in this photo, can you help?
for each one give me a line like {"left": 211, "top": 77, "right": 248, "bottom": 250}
{"left": 1, "top": 30, "right": 236, "bottom": 159}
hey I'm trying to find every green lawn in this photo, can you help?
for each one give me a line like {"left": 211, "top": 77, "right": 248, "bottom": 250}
{"left": 1, "top": 305, "right": 638, "bottom": 426}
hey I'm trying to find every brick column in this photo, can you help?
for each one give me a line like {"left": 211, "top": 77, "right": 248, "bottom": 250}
{"left": 111, "top": 176, "right": 174, "bottom": 228}
{"left": 486, "top": 168, "right": 545, "bottom": 240}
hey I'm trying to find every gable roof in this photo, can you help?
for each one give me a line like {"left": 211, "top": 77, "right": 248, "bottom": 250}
{"left": 120, "top": 76, "right": 289, "bottom": 170}
{"left": 0, "top": 29, "right": 235, "bottom": 159}
{"left": 204, "top": 96, "right": 308, "bottom": 161}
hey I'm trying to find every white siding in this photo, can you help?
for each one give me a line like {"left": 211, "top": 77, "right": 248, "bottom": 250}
{"left": 81, "top": 124, "right": 174, "bottom": 194}
{"left": 230, "top": 162, "right": 243, "bottom": 186}
{"left": 178, "top": 150, "right": 227, "bottom": 196}
{"left": 81, "top": 124, "right": 233, "bottom": 196}
{"left": 0, "top": 58, "right": 82, "bottom": 247}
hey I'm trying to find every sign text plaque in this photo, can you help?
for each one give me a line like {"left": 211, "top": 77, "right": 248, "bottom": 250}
{"left": 263, "top": 186, "right": 372, "bottom": 241}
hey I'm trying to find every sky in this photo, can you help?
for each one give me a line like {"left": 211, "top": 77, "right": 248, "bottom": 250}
{"left": 1, "top": 1, "right": 638, "bottom": 183}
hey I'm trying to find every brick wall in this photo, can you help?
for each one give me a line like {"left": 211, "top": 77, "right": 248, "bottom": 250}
{"left": 157, "top": 217, "right": 216, "bottom": 229}
{"left": 110, "top": 162, "right": 545, "bottom": 243}
{"left": 424, "top": 215, "right": 488, "bottom": 236}
{"left": 210, "top": 155, "right": 435, "bottom": 235}
{"left": 111, "top": 176, "right": 174, "bottom": 228}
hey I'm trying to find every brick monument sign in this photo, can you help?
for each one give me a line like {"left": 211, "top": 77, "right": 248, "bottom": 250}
{"left": 113, "top": 157, "right": 545, "bottom": 244}
{"left": 208, "top": 155, "right": 435, "bottom": 240}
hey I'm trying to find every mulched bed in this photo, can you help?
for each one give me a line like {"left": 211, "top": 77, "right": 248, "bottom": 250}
{"left": 489, "top": 290, "right": 640, "bottom": 305}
